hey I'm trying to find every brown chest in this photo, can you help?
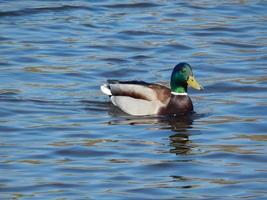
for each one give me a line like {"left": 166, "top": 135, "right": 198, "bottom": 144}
{"left": 158, "top": 95, "right": 193, "bottom": 115}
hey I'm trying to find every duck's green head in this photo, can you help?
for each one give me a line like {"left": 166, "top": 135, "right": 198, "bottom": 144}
{"left": 170, "top": 62, "right": 203, "bottom": 94}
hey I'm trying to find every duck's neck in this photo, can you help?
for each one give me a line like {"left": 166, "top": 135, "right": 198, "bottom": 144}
{"left": 171, "top": 81, "right": 188, "bottom": 94}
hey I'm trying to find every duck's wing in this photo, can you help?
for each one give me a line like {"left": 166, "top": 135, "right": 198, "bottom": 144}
{"left": 104, "top": 80, "right": 171, "bottom": 103}
{"left": 100, "top": 80, "right": 171, "bottom": 116}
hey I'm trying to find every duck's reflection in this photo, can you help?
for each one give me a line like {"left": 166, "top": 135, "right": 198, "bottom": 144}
{"left": 167, "top": 115, "right": 193, "bottom": 155}
{"left": 107, "top": 104, "right": 201, "bottom": 155}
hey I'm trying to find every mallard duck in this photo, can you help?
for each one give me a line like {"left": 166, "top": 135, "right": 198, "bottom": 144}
{"left": 100, "top": 62, "right": 203, "bottom": 116}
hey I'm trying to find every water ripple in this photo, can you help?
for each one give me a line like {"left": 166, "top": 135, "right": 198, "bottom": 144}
{"left": 103, "top": 2, "right": 161, "bottom": 9}
{"left": 0, "top": 5, "right": 97, "bottom": 18}
{"left": 213, "top": 41, "right": 264, "bottom": 49}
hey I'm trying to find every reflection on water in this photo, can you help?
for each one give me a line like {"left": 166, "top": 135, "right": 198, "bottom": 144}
{"left": 1, "top": 0, "right": 267, "bottom": 199}
{"left": 105, "top": 109, "right": 205, "bottom": 156}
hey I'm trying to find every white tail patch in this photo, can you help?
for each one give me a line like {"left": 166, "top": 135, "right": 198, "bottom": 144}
{"left": 100, "top": 84, "right": 112, "bottom": 96}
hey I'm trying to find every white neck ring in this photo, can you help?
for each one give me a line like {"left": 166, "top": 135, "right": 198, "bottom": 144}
{"left": 171, "top": 91, "right": 188, "bottom": 96}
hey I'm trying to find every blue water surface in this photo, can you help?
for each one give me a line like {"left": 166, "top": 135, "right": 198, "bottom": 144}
{"left": 1, "top": 0, "right": 267, "bottom": 199}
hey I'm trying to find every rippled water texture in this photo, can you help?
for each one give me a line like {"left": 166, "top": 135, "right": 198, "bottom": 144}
{"left": 1, "top": 1, "right": 267, "bottom": 199}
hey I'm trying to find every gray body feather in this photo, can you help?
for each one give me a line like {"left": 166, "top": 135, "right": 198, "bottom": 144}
{"left": 111, "top": 96, "right": 162, "bottom": 116}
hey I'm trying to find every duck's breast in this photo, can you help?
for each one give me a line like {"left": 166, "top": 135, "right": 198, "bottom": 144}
{"left": 158, "top": 95, "right": 193, "bottom": 115}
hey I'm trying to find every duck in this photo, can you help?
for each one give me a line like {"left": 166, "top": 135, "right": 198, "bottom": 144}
{"left": 100, "top": 62, "right": 203, "bottom": 116}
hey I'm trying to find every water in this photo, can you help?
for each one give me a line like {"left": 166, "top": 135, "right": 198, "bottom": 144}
{"left": 1, "top": 0, "right": 267, "bottom": 199}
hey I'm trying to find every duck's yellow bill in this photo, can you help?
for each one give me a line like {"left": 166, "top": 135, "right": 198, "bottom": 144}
{"left": 187, "top": 75, "right": 203, "bottom": 90}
